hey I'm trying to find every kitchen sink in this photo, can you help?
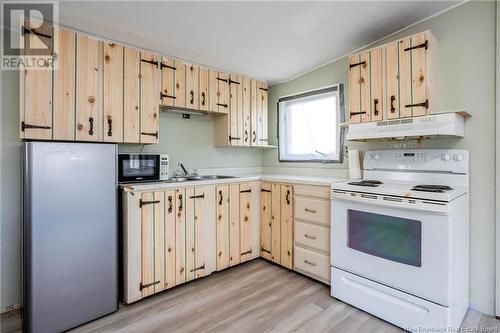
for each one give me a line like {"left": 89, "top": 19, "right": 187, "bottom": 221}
{"left": 168, "top": 175, "right": 236, "bottom": 183}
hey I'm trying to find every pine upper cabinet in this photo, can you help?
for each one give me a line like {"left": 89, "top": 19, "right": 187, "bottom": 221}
{"left": 348, "top": 52, "right": 371, "bottom": 124}
{"left": 241, "top": 77, "right": 252, "bottom": 146}
{"left": 256, "top": 82, "right": 269, "bottom": 146}
{"left": 185, "top": 64, "right": 199, "bottom": 110}
{"left": 123, "top": 46, "right": 141, "bottom": 143}
{"left": 348, "top": 30, "right": 439, "bottom": 123}
{"left": 160, "top": 58, "right": 178, "bottom": 107}
{"left": 229, "top": 74, "right": 243, "bottom": 146}
{"left": 398, "top": 31, "right": 438, "bottom": 117}
{"left": 75, "top": 34, "right": 103, "bottom": 141}
{"left": 199, "top": 67, "right": 210, "bottom": 111}
{"left": 250, "top": 80, "right": 259, "bottom": 146}
{"left": 209, "top": 70, "right": 230, "bottom": 113}
{"left": 140, "top": 52, "right": 160, "bottom": 143}
{"left": 53, "top": 27, "right": 75, "bottom": 141}
{"left": 103, "top": 42, "right": 124, "bottom": 142}
{"left": 20, "top": 21, "right": 53, "bottom": 140}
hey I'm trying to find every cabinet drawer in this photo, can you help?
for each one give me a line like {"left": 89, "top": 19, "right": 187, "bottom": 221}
{"left": 294, "top": 246, "right": 330, "bottom": 282}
{"left": 294, "top": 184, "right": 330, "bottom": 198}
{"left": 294, "top": 196, "right": 330, "bottom": 226}
{"left": 295, "top": 221, "right": 330, "bottom": 253}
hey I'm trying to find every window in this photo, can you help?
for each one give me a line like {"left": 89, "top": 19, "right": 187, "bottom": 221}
{"left": 278, "top": 85, "right": 344, "bottom": 163}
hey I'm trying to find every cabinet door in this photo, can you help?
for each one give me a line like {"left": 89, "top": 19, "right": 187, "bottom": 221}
{"left": 239, "top": 183, "right": 252, "bottom": 262}
{"left": 359, "top": 52, "right": 371, "bottom": 123}
{"left": 210, "top": 70, "right": 230, "bottom": 114}
{"left": 186, "top": 64, "right": 199, "bottom": 109}
{"left": 140, "top": 52, "right": 160, "bottom": 143}
{"left": 165, "top": 190, "right": 177, "bottom": 289}
{"left": 257, "top": 82, "right": 269, "bottom": 146}
{"left": 216, "top": 185, "right": 230, "bottom": 270}
{"left": 175, "top": 188, "right": 186, "bottom": 285}
{"left": 185, "top": 187, "right": 196, "bottom": 282}
{"left": 229, "top": 184, "right": 240, "bottom": 266}
{"left": 242, "top": 77, "right": 251, "bottom": 146}
{"left": 260, "top": 182, "right": 272, "bottom": 260}
{"left": 250, "top": 80, "right": 259, "bottom": 146}
{"left": 271, "top": 183, "right": 281, "bottom": 264}
{"left": 399, "top": 33, "right": 429, "bottom": 117}
{"left": 140, "top": 192, "right": 155, "bottom": 297}
{"left": 175, "top": 62, "right": 186, "bottom": 108}
{"left": 103, "top": 42, "right": 124, "bottom": 142}
{"left": 199, "top": 67, "right": 209, "bottom": 111}
{"left": 386, "top": 42, "right": 400, "bottom": 119}
{"left": 76, "top": 34, "right": 102, "bottom": 141}
{"left": 123, "top": 47, "right": 141, "bottom": 143}
{"left": 20, "top": 21, "right": 53, "bottom": 140}
{"left": 280, "top": 185, "right": 293, "bottom": 269}
{"left": 370, "top": 47, "right": 384, "bottom": 122}
{"left": 53, "top": 27, "right": 75, "bottom": 141}
{"left": 160, "top": 58, "right": 176, "bottom": 107}
{"left": 153, "top": 191, "right": 166, "bottom": 293}
{"left": 229, "top": 74, "right": 243, "bottom": 146}
{"left": 348, "top": 53, "right": 370, "bottom": 123}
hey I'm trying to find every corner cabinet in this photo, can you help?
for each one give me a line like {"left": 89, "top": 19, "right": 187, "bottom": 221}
{"left": 348, "top": 30, "right": 438, "bottom": 123}
{"left": 260, "top": 182, "right": 293, "bottom": 269}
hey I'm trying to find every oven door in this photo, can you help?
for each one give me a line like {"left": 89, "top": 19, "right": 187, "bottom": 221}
{"left": 118, "top": 154, "right": 159, "bottom": 183}
{"left": 331, "top": 193, "right": 450, "bottom": 306}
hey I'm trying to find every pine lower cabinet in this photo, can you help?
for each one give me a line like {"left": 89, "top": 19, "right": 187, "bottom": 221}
{"left": 292, "top": 184, "right": 331, "bottom": 284}
{"left": 122, "top": 185, "right": 216, "bottom": 304}
{"left": 260, "top": 182, "right": 293, "bottom": 269}
{"left": 215, "top": 182, "right": 261, "bottom": 271}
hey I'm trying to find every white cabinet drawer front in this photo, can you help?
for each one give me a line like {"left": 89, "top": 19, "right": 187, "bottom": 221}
{"left": 294, "top": 196, "right": 330, "bottom": 226}
{"left": 294, "top": 184, "right": 330, "bottom": 198}
{"left": 295, "top": 221, "right": 330, "bottom": 253}
{"left": 294, "top": 246, "right": 330, "bottom": 281}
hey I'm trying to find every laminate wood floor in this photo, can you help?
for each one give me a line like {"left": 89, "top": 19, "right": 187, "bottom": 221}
{"left": 1, "top": 259, "right": 499, "bottom": 333}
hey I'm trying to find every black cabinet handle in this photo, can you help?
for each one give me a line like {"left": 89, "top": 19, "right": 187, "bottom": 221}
{"left": 404, "top": 40, "right": 428, "bottom": 52}
{"left": 140, "top": 280, "right": 160, "bottom": 290}
{"left": 261, "top": 247, "right": 271, "bottom": 254}
{"left": 240, "top": 189, "right": 251, "bottom": 193}
{"left": 261, "top": 188, "right": 271, "bottom": 193}
{"left": 229, "top": 136, "right": 241, "bottom": 141}
{"left": 21, "top": 121, "right": 51, "bottom": 131}
{"left": 141, "top": 131, "right": 158, "bottom": 139}
{"left": 286, "top": 190, "right": 290, "bottom": 205}
{"left": 23, "top": 27, "right": 52, "bottom": 39}
{"left": 259, "top": 87, "right": 268, "bottom": 92}
{"left": 88, "top": 117, "right": 94, "bottom": 135}
{"left": 190, "top": 193, "right": 205, "bottom": 199}
{"left": 168, "top": 195, "right": 173, "bottom": 213}
{"left": 252, "top": 131, "right": 256, "bottom": 143}
{"left": 189, "top": 90, "right": 194, "bottom": 105}
{"left": 390, "top": 95, "right": 396, "bottom": 113}
{"left": 350, "top": 111, "right": 367, "bottom": 117}
{"left": 178, "top": 193, "right": 183, "bottom": 211}
{"left": 107, "top": 117, "right": 112, "bottom": 136}
{"left": 405, "top": 99, "right": 428, "bottom": 109}
{"left": 160, "top": 92, "right": 176, "bottom": 100}
{"left": 373, "top": 99, "right": 379, "bottom": 116}
{"left": 216, "top": 77, "right": 228, "bottom": 83}
{"left": 349, "top": 61, "right": 366, "bottom": 69}
{"left": 141, "top": 58, "right": 159, "bottom": 68}
{"left": 241, "top": 249, "right": 252, "bottom": 255}
{"left": 218, "top": 190, "right": 223, "bottom": 205}
{"left": 244, "top": 130, "right": 248, "bottom": 142}
{"left": 201, "top": 92, "right": 206, "bottom": 106}
{"left": 217, "top": 103, "right": 228, "bottom": 108}
{"left": 139, "top": 199, "right": 160, "bottom": 208}
{"left": 228, "top": 79, "right": 240, "bottom": 85}
{"left": 160, "top": 62, "right": 176, "bottom": 70}
{"left": 190, "top": 264, "right": 205, "bottom": 272}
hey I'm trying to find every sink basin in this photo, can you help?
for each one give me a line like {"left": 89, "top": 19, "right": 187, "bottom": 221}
{"left": 167, "top": 175, "right": 236, "bottom": 183}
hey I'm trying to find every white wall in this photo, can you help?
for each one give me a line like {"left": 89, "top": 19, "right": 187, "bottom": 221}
{"left": 264, "top": 1, "right": 497, "bottom": 315}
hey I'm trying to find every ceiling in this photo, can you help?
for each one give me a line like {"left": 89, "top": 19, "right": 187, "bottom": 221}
{"left": 58, "top": 1, "right": 464, "bottom": 85}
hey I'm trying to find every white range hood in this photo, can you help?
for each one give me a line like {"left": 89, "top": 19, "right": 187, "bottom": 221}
{"left": 344, "top": 111, "right": 470, "bottom": 141}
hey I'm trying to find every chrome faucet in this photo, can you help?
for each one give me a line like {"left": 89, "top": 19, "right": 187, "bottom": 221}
{"left": 176, "top": 162, "right": 197, "bottom": 177}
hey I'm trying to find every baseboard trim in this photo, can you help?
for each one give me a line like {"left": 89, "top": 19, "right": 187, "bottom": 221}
{"left": 1, "top": 303, "right": 22, "bottom": 314}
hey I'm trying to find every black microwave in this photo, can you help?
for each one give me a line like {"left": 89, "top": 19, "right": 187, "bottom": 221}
{"left": 118, "top": 154, "right": 169, "bottom": 183}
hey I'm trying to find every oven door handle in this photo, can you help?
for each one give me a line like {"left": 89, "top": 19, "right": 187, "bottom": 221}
{"left": 330, "top": 191, "right": 449, "bottom": 215}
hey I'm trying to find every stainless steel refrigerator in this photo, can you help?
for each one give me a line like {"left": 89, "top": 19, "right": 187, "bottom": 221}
{"left": 23, "top": 141, "right": 118, "bottom": 333}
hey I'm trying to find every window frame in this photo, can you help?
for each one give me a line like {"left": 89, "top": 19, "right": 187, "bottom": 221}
{"left": 277, "top": 84, "right": 345, "bottom": 164}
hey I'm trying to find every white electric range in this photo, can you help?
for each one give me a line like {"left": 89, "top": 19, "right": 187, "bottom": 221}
{"left": 330, "top": 149, "right": 470, "bottom": 332}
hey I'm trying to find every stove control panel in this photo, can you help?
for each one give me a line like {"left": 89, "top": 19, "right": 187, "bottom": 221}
{"left": 364, "top": 149, "right": 469, "bottom": 174}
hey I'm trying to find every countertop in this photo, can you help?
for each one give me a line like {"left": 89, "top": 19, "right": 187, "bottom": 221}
{"left": 121, "top": 174, "right": 345, "bottom": 192}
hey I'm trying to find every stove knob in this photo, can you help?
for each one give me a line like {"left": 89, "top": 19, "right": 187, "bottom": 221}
{"left": 374, "top": 153, "right": 381, "bottom": 161}
{"left": 441, "top": 154, "right": 451, "bottom": 161}
{"left": 454, "top": 154, "right": 464, "bottom": 162}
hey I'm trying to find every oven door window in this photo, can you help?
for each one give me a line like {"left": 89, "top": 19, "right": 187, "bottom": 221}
{"left": 347, "top": 209, "right": 422, "bottom": 267}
